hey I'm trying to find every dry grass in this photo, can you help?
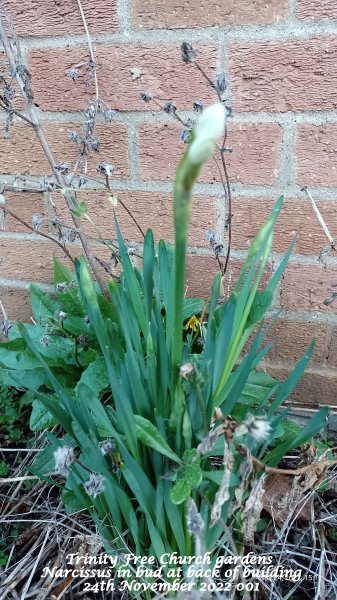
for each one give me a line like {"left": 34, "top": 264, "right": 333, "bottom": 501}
{"left": 1, "top": 441, "right": 337, "bottom": 600}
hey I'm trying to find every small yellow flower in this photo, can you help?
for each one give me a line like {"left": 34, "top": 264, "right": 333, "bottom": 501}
{"left": 185, "top": 315, "right": 200, "bottom": 332}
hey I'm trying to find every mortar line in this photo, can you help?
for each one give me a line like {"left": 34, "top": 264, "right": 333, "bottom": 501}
{"left": 3, "top": 173, "right": 337, "bottom": 199}
{"left": 19, "top": 21, "right": 337, "bottom": 51}
{"left": 278, "top": 122, "right": 297, "bottom": 186}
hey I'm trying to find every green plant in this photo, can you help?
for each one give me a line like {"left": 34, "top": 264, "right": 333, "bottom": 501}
{"left": 14, "top": 104, "right": 328, "bottom": 588}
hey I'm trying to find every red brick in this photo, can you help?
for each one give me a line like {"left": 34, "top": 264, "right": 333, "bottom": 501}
{"left": 297, "top": 125, "right": 337, "bottom": 186}
{"left": 0, "top": 238, "right": 112, "bottom": 283}
{"left": 267, "top": 366, "right": 337, "bottom": 408}
{"left": 1, "top": 121, "right": 128, "bottom": 178}
{"left": 2, "top": 0, "right": 117, "bottom": 36}
{"left": 297, "top": 0, "right": 337, "bottom": 20}
{"left": 186, "top": 255, "right": 272, "bottom": 298}
{"left": 55, "top": 190, "right": 216, "bottom": 247}
{"left": 138, "top": 122, "right": 281, "bottom": 184}
{"left": 0, "top": 287, "right": 31, "bottom": 323}
{"left": 281, "top": 263, "right": 337, "bottom": 313}
{"left": 28, "top": 45, "right": 216, "bottom": 112}
{"left": 133, "top": 0, "right": 287, "bottom": 29}
{"left": 230, "top": 38, "right": 337, "bottom": 112}
{"left": 231, "top": 197, "right": 337, "bottom": 256}
{"left": 265, "top": 319, "right": 327, "bottom": 365}
{"left": 4, "top": 193, "right": 48, "bottom": 234}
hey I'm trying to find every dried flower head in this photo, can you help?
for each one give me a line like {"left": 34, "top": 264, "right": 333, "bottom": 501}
{"left": 54, "top": 445, "right": 75, "bottom": 477}
{"left": 104, "top": 108, "right": 114, "bottom": 122}
{"left": 89, "top": 136, "right": 101, "bottom": 152}
{"left": 96, "top": 162, "right": 114, "bottom": 177}
{"left": 181, "top": 128, "right": 191, "bottom": 143}
{"left": 83, "top": 315, "right": 90, "bottom": 324}
{"left": 179, "top": 362, "right": 195, "bottom": 379}
{"left": 39, "top": 334, "right": 50, "bottom": 347}
{"left": 69, "top": 131, "right": 80, "bottom": 144}
{"left": 181, "top": 42, "right": 197, "bottom": 63}
{"left": 140, "top": 91, "right": 153, "bottom": 103}
{"left": 235, "top": 414, "right": 272, "bottom": 443}
{"left": 163, "top": 100, "right": 176, "bottom": 114}
{"left": 216, "top": 74, "right": 228, "bottom": 94}
{"left": 68, "top": 67, "right": 79, "bottom": 82}
{"left": 187, "top": 498, "right": 204, "bottom": 535}
{"left": 55, "top": 162, "right": 71, "bottom": 174}
{"left": 193, "top": 99, "right": 203, "bottom": 113}
{"left": 98, "top": 439, "right": 115, "bottom": 456}
{"left": 32, "top": 214, "right": 43, "bottom": 232}
{"left": 58, "top": 310, "right": 67, "bottom": 321}
{"left": 0, "top": 319, "right": 12, "bottom": 338}
{"left": 84, "top": 473, "right": 106, "bottom": 499}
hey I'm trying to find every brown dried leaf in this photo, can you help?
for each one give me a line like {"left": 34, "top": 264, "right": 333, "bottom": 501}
{"left": 241, "top": 475, "right": 266, "bottom": 543}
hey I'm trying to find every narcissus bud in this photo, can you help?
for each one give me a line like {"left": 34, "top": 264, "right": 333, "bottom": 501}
{"left": 188, "top": 103, "right": 226, "bottom": 166}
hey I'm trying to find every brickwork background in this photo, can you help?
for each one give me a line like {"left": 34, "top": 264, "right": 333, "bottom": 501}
{"left": 1, "top": 0, "right": 337, "bottom": 408}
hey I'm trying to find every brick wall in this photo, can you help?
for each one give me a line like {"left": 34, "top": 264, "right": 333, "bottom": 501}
{"left": 1, "top": 0, "right": 337, "bottom": 408}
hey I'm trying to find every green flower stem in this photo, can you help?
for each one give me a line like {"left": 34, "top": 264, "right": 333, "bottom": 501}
{"left": 172, "top": 152, "right": 200, "bottom": 394}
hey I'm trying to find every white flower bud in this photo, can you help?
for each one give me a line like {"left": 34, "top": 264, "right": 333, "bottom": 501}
{"left": 188, "top": 103, "right": 226, "bottom": 166}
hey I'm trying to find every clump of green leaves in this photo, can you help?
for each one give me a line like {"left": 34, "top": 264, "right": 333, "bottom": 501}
{"left": 10, "top": 104, "right": 328, "bottom": 588}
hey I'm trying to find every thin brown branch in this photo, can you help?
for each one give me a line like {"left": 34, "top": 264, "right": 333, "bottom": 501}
{"left": 0, "top": 16, "right": 109, "bottom": 299}
{"left": 3, "top": 206, "right": 75, "bottom": 264}
{"left": 0, "top": 98, "right": 35, "bottom": 126}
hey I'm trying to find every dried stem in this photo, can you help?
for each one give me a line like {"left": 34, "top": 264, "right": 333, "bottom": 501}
{"left": 76, "top": 0, "right": 99, "bottom": 101}
{"left": 302, "top": 186, "right": 335, "bottom": 248}
{"left": 0, "top": 15, "right": 109, "bottom": 299}
{"left": 105, "top": 174, "right": 145, "bottom": 238}
{"left": 2, "top": 205, "right": 75, "bottom": 263}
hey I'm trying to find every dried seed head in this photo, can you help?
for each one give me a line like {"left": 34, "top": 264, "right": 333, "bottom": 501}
{"left": 54, "top": 445, "right": 75, "bottom": 477}
{"left": 98, "top": 439, "right": 115, "bottom": 456}
{"left": 205, "top": 230, "right": 216, "bottom": 244}
{"left": 96, "top": 162, "right": 114, "bottom": 177}
{"left": 58, "top": 310, "right": 67, "bottom": 321}
{"left": 140, "top": 91, "right": 153, "bottom": 103}
{"left": 216, "top": 73, "right": 228, "bottom": 94}
{"left": 89, "top": 136, "right": 101, "bottom": 152}
{"left": 104, "top": 108, "right": 114, "bottom": 122}
{"left": 235, "top": 414, "right": 272, "bottom": 443}
{"left": 68, "top": 67, "right": 79, "bottom": 82}
{"left": 84, "top": 473, "right": 106, "bottom": 499}
{"left": 181, "top": 128, "right": 191, "bottom": 143}
{"left": 55, "top": 162, "right": 71, "bottom": 174}
{"left": 193, "top": 99, "right": 203, "bottom": 113}
{"left": 56, "top": 283, "right": 66, "bottom": 293}
{"left": 83, "top": 315, "right": 90, "bottom": 324}
{"left": 69, "top": 131, "right": 80, "bottom": 144}
{"left": 163, "top": 100, "right": 177, "bottom": 114}
{"left": 39, "top": 334, "right": 50, "bottom": 347}
{"left": 32, "top": 214, "right": 43, "bottom": 232}
{"left": 179, "top": 362, "right": 195, "bottom": 379}
{"left": 181, "top": 42, "right": 197, "bottom": 63}
{"left": 0, "top": 319, "right": 12, "bottom": 338}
